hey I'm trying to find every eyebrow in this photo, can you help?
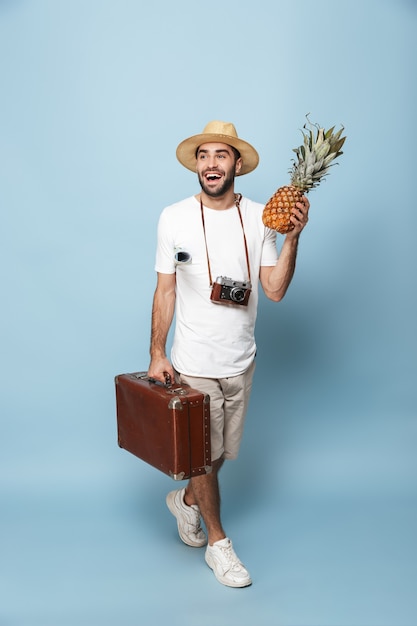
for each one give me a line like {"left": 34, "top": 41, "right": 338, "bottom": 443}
{"left": 197, "top": 148, "right": 232, "bottom": 156}
{"left": 199, "top": 148, "right": 230, "bottom": 153}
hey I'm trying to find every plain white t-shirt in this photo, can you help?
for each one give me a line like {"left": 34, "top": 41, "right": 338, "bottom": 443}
{"left": 155, "top": 195, "right": 278, "bottom": 377}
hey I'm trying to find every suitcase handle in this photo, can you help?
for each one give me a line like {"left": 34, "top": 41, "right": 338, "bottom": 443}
{"left": 147, "top": 372, "right": 172, "bottom": 388}
{"left": 131, "top": 372, "right": 188, "bottom": 394}
{"left": 147, "top": 374, "right": 189, "bottom": 396}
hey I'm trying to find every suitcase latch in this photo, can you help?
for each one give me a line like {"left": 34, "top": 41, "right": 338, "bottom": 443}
{"left": 168, "top": 387, "right": 188, "bottom": 396}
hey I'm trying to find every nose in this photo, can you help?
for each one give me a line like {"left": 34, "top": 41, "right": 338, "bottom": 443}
{"left": 206, "top": 154, "right": 218, "bottom": 169}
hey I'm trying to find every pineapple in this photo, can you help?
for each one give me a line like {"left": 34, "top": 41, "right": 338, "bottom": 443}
{"left": 262, "top": 116, "right": 346, "bottom": 233}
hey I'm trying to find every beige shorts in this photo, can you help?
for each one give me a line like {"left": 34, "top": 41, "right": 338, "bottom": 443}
{"left": 178, "top": 359, "right": 256, "bottom": 462}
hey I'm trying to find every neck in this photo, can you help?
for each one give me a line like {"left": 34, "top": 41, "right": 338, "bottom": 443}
{"left": 198, "top": 188, "right": 237, "bottom": 211}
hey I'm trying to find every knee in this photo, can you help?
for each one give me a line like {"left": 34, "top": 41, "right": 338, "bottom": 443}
{"left": 212, "top": 456, "right": 225, "bottom": 473}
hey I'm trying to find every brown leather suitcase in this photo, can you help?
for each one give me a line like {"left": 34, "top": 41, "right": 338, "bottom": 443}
{"left": 115, "top": 372, "right": 211, "bottom": 480}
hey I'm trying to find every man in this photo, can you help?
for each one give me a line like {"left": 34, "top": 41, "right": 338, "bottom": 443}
{"left": 147, "top": 121, "right": 309, "bottom": 587}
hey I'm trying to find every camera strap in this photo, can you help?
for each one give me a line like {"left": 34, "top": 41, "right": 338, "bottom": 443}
{"left": 200, "top": 194, "right": 251, "bottom": 287}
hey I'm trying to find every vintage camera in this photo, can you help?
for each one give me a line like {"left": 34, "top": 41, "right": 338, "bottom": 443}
{"left": 210, "top": 276, "right": 251, "bottom": 306}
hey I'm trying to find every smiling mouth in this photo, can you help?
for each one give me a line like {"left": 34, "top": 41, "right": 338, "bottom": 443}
{"left": 205, "top": 172, "right": 223, "bottom": 182}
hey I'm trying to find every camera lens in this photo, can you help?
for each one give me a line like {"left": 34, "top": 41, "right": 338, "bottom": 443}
{"left": 230, "top": 288, "right": 245, "bottom": 302}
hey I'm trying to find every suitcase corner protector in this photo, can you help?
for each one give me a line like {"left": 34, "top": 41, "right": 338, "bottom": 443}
{"left": 168, "top": 397, "right": 184, "bottom": 410}
{"left": 169, "top": 470, "right": 186, "bottom": 481}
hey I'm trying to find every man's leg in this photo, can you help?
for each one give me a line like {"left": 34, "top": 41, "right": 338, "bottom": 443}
{"left": 165, "top": 459, "right": 224, "bottom": 549}
{"left": 184, "top": 457, "right": 225, "bottom": 545}
{"left": 168, "top": 367, "right": 254, "bottom": 586}
{"left": 181, "top": 363, "right": 255, "bottom": 547}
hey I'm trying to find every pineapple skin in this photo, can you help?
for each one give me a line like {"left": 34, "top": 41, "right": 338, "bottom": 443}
{"left": 262, "top": 185, "right": 304, "bottom": 234}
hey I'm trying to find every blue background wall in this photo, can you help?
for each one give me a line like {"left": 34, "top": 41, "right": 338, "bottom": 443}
{"left": 1, "top": 1, "right": 416, "bottom": 625}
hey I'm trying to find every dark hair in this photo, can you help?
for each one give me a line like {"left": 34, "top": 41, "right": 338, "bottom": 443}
{"left": 230, "top": 146, "right": 241, "bottom": 162}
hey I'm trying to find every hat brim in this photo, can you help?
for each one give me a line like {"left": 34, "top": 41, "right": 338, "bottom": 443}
{"left": 176, "top": 133, "right": 259, "bottom": 176}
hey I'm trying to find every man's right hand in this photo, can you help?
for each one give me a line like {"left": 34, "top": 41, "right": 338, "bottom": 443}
{"left": 147, "top": 356, "right": 175, "bottom": 385}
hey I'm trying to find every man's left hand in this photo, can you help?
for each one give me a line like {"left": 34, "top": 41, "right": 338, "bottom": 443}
{"left": 287, "top": 195, "right": 310, "bottom": 237}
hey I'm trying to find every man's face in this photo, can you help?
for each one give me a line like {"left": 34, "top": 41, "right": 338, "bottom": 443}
{"left": 196, "top": 142, "right": 242, "bottom": 198}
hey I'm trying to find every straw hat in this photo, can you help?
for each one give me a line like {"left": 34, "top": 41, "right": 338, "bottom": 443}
{"left": 176, "top": 120, "right": 259, "bottom": 176}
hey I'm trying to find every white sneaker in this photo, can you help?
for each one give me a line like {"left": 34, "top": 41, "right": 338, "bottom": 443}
{"left": 166, "top": 488, "right": 207, "bottom": 547}
{"left": 205, "top": 538, "right": 252, "bottom": 588}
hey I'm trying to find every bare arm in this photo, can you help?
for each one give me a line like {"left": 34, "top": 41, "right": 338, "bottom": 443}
{"left": 147, "top": 272, "right": 176, "bottom": 383}
{"left": 260, "top": 196, "right": 310, "bottom": 302}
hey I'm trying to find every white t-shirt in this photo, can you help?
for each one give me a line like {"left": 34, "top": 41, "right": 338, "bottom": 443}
{"left": 155, "top": 195, "right": 278, "bottom": 377}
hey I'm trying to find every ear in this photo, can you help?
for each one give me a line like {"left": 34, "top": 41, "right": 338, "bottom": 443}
{"left": 235, "top": 157, "right": 243, "bottom": 175}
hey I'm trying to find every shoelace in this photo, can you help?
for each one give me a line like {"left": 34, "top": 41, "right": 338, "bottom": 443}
{"left": 219, "top": 543, "right": 240, "bottom": 569}
{"left": 189, "top": 506, "right": 203, "bottom": 534}
{"left": 194, "top": 519, "right": 203, "bottom": 534}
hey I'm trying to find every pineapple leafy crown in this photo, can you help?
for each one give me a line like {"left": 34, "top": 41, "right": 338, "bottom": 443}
{"left": 289, "top": 114, "right": 346, "bottom": 192}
